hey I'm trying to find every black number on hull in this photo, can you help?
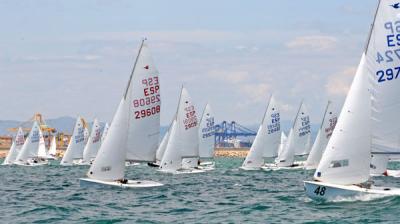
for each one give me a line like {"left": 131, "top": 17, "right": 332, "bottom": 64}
{"left": 314, "top": 186, "right": 326, "bottom": 196}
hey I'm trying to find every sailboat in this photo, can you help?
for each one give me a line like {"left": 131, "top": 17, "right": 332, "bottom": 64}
{"left": 158, "top": 87, "right": 205, "bottom": 174}
{"left": 305, "top": 101, "right": 337, "bottom": 170}
{"left": 80, "top": 39, "right": 163, "bottom": 188}
{"left": 2, "top": 127, "right": 25, "bottom": 165}
{"left": 240, "top": 96, "right": 280, "bottom": 170}
{"left": 78, "top": 119, "right": 102, "bottom": 165}
{"left": 263, "top": 101, "right": 311, "bottom": 170}
{"left": 15, "top": 121, "right": 49, "bottom": 166}
{"left": 304, "top": 0, "right": 400, "bottom": 200}
{"left": 197, "top": 103, "right": 216, "bottom": 170}
{"left": 60, "top": 116, "right": 87, "bottom": 166}
{"left": 46, "top": 135, "right": 58, "bottom": 160}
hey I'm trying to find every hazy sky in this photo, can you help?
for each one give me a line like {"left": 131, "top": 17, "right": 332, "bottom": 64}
{"left": 0, "top": 0, "right": 378, "bottom": 125}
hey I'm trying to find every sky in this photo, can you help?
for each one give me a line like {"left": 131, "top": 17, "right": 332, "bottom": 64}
{"left": 0, "top": 0, "right": 378, "bottom": 126}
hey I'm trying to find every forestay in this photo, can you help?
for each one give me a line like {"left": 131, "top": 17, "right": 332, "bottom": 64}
{"left": 242, "top": 96, "right": 280, "bottom": 168}
{"left": 125, "top": 43, "right": 161, "bottom": 162}
{"left": 198, "top": 104, "right": 216, "bottom": 159}
{"left": 305, "top": 101, "right": 337, "bottom": 169}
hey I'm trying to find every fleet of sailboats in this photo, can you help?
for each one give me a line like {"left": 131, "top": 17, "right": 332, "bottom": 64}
{"left": 3, "top": 0, "right": 400, "bottom": 203}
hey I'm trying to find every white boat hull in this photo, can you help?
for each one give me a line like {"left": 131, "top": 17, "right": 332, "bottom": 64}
{"left": 79, "top": 178, "right": 164, "bottom": 189}
{"left": 261, "top": 161, "right": 305, "bottom": 171}
{"left": 157, "top": 168, "right": 206, "bottom": 175}
{"left": 125, "top": 161, "right": 141, "bottom": 167}
{"left": 370, "top": 169, "right": 400, "bottom": 177}
{"left": 198, "top": 161, "right": 215, "bottom": 171}
{"left": 14, "top": 159, "right": 49, "bottom": 167}
{"left": 304, "top": 180, "right": 400, "bottom": 201}
{"left": 239, "top": 166, "right": 261, "bottom": 171}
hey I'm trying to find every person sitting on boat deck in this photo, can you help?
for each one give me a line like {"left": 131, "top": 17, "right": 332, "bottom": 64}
{"left": 117, "top": 178, "right": 128, "bottom": 184}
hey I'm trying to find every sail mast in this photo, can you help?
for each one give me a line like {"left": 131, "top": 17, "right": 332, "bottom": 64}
{"left": 365, "top": 0, "right": 381, "bottom": 53}
{"left": 319, "top": 101, "right": 331, "bottom": 130}
{"left": 260, "top": 94, "right": 273, "bottom": 125}
{"left": 124, "top": 38, "right": 146, "bottom": 99}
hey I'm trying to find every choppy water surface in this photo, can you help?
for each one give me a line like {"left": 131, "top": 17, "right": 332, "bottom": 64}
{"left": 2, "top": 158, "right": 400, "bottom": 223}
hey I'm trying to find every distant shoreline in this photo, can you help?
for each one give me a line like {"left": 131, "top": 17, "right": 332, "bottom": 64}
{"left": 0, "top": 147, "right": 249, "bottom": 159}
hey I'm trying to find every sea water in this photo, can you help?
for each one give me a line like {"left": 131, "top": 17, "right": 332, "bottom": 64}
{"left": 1, "top": 157, "right": 400, "bottom": 223}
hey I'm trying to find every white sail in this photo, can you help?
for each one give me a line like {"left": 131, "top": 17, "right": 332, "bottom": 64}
{"left": 305, "top": 101, "right": 337, "bottom": 169}
{"left": 84, "top": 125, "right": 89, "bottom": 144}
{"left": 277, "top": 102, "right": 310, "bottom": 166}
{"left": 125, "top": 43, "right": 161, "bottom": 162}
{"left": 82, "top": 119, "right": 102, "bottom": 163}
{"left": 315, "top": 1, "right": 400, "bottom": 185}
{"left": 242, "top": 96, "right": 281, "bottom": 168}
{"left": 16, "top": 121, "right": 42, "bottom": 162}
{"left": 60, "top": 117, "right": 87, "bottom": 165}
{"left": 277, "top": 131, "right": 287, "bottom": 158}
{"left": 101, "top": 123, "right": 109, "bottom": 143}
{"left": 160, "top": 87, "right": 199, "bottom": 171}
{"left": 198, "top": 104, "right": 215, "bottom": 159}
{"left": 48, "top": 135, "right": 57, "bottom": 156}
{"left": 37, "top": 129, "right": 47, "bottom": 158}
{"left": 159, "top": 118, "right": 181, "bottom": 171}
{"left": 370, "top": 2, "right": 400, "bottom": 157}
{"left": 88, "top": 99, "right": 129, "bottom": 181}
{"left": 370, "top": 154, "right": 389, "bottom": 175}
{"left": 3, "top": 127, "right": 25, "bottom": 164}
{"left": 155, "top": 122, "right": 173, "bottom": 162}
{"left": 315, "top": 55, "right": 371, "bottom": 185}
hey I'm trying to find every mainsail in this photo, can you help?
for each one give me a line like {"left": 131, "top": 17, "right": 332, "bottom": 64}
{"left": 125, "top": 43, "right": 161, "bottom": 162}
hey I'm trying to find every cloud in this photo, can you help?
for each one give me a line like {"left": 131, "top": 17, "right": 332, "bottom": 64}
{"left": 207, "top": 70, "right": 250, "bottom": 84}
{"left": 14, "top": 54, "right": 101, "bottom": 63}
{"left": 239, "top": 83, "right": 270, "bottom": 103}
{"left": 286, "top": 35, "right": 337, "bottom": 51}
{"left": 325, "top": 66, "right": 357, "bottom": 96}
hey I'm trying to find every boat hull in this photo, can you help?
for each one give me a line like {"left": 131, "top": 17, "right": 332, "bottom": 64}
{"left": 79, "top": 178, "right": 164, "bottom": 189}
{"left": 304, "top": 180, "right": 400, "bottom": 201}
{"left": 239, "top": 166, "right": 261, "bottom": 171}
{"left": 14, "top": 160, "right": 49, "bottom": 167}
{"left": 261, "top": 161, "right": 305, "bottom": 171}
{"left": 198, "top": 161, "right": 215, "bottom": 171}
{"left": 157, "top": 169, "right": 206, "bottom": 175}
